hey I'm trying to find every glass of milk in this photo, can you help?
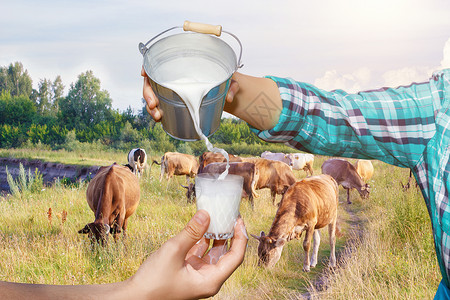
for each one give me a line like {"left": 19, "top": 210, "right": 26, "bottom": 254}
{"left": 195, "top": 173, "right": 244, "bottom": 240}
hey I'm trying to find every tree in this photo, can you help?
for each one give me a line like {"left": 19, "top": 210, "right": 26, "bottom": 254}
{"left": 33, "top": 76, "right": 65, "bottom": 116}
{"left": 0, "top": 91, "right": 36, "bottom": 126}
{"left": 35, "top": 78, "right": 52, "bottom": 115}
{"left": 136, "top": 98, "right": 153, "bottom": 130}
{"left": 58, "top": 70, "right": 112, "bottom": 130}
{"left": 52, "top": 75, "right": 64, "bottom": 113}
{"left": 211, "top": 119, "right": 241, "bottom": 144}
{"left": 0, "top": 62, "right": 33, "bottom": 97}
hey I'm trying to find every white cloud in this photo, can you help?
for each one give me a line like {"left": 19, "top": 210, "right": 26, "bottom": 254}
{"left": 441, "top": 37, "right": 450, "bottom": 69}
{"left": 381, "top": 67, "right": 433, "bottom": 87}
{"left": 380, "top": 36, "right": 450, "bottom": 87}
{"left": 314, "top": 36, "right": 450, "bottom": 92}
{"left": 313, "top": 68, "right": 372, "bottom": 93}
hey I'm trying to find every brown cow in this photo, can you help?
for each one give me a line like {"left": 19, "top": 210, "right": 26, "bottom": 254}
{"left": 321, "top": 158, "right": 370, "bottom": 204}
{"left": 181, "top": 182, "right": 196, "bottom": 203}
{"left": 241, "top": 157, "right": 296, "bottom": 205}
{"left": 78, "top": 163, "right": 140, "bottom": 245}
{"left": 251, "top": 174, "right": 339, "bottom": 272}
{"left": 195, "top": 162, "right": 259, "bottom": 209}
{"left": 354, "top": 159, "right": 374, "bottom": 182}
{"left": 153, "top": 152, "right": 199, "bottom": 184}
{"left": 197, "top": 151, "right": 242, "bottom": 173}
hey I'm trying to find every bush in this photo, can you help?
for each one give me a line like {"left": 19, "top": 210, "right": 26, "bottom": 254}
{"left": 149, "top": 139, "right": 175, "bottom": 153}
{"left": 64, "top": 130, "right": 81, "bottom": 151}
{"left": 27, "top": 123, "right": 49, "bottom": 144}
{"left": 0, "top": 124, "right": 23, "bottom": 148}
{"left": 23, "top": 140, "right": 52, "bottom": 151}
{"left": 5, "top": 163, "right": 43, "bottom": 198}
{"left": 119, "top": 121, "right": 140, "bottom": 144}
{"left": 176, "top": 143, "right": 193, "bottom": 155}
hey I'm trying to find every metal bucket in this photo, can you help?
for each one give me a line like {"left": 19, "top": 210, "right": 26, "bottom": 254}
{"left": 139, "top": 21, "right": 243, "bottom": 141}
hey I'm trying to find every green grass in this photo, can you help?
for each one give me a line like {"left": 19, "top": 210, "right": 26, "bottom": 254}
{"left": 0, "top": 148, "right": 441, "bottom": 299}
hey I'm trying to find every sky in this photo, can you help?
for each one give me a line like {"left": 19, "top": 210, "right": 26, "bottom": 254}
{"left": 1, "top": 0, "right": 450, "bottom": 113}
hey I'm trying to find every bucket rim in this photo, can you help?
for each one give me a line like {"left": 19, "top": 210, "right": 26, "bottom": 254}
{"left": 139, "top": 26, "right": 243, "bottom": 69}
{"left": 142, "top": 32, "right": 240, "bottom": 84}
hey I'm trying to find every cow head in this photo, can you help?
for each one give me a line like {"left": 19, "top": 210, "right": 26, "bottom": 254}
{"left": 181, "top": 183, "right": 196, "bottom": 203}
{"left": 123, "top": 164, "right": 133, "bottom": 172}
{"left": 284, "top": 154, "right": 294, "bottom": 168}
{"left": 78, "top": 222, "right": 111, "bottom": 246}
{"left": 360, "top": 183, "right": 370, "bottom": 199}
{"left": 251, "top": 231, "right": 287, "bottom": 268}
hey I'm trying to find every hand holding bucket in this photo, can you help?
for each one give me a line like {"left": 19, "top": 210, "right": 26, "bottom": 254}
{"left": 140, "top": 21, "right": 243, "bottom": 141}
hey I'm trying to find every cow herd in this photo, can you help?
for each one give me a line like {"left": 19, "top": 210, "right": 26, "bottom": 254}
{"left": 79, "top": 147, "right": 375, "bottom": 273}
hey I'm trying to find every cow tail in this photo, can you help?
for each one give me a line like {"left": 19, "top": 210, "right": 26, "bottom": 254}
{"left": 152, "top": 160, "right": 161, "bottom": 166}
{"left": 159, "top": 155, "right": 166, "bottom": 181}
{"left": 251, "top": 168, "right": 260, "bottom": 198}
{"left": 251, "top": 177, "right": 260, "bottom": 198}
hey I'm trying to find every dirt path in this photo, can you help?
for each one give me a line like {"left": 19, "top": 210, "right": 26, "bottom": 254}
{"left": 301, "top": 203, "right": 367, "bottom": 299}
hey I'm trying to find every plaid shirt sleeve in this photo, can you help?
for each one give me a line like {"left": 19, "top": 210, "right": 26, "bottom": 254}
{"left": 251, "top": 69, "right": 450, "bottom": 289}
{"left": 250, "top": 75, "right": 441, "bottom": 168}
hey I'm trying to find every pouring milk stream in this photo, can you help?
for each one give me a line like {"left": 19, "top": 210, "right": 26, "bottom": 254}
{"left": 155, "top": 56, "right": 230, "bottom": 179}
{"left": 141, "top": 22, "right": 244, "bottom": 239}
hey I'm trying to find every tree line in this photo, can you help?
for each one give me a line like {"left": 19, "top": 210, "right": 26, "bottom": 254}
{"left": 0, "top": 62, "right": 294, "bottom": 156}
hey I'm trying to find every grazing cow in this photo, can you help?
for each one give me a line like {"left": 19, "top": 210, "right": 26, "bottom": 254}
{"left": 78, "top": 163, "right": 140, "bottom": 246}
{"left": 354, "top": 159, "right": 374, "bottom": 182}
{"left": 261, "top": 151, "right": 293, "bottom": 168}
{"left": 194, "top": 162, "right": 259, "bottom": 209}
{"left": 181, "top": 182, "right": 196, "bottom": 203}
{"left": 291, "top": 153, "right": 314, "bottom": 176}
{"left": 197, "top": 151, "right": 242, "bottom": 173}
{"left": 241, "top": 157, "right": 296, "bottom": 204}
{"left": 321, "top": 159, "right": 370, "bottom": 204}
{"left": 401, "top": 169, "right": 418, "bottom": 191}
{"left": 153, "top": 152, "right": 199, "bottom": 184}
{"left": 251, "top": 174, "right": 339, "bottom": 271}
{"left": 127, "top": 148, "right": 147, "bottom": 178}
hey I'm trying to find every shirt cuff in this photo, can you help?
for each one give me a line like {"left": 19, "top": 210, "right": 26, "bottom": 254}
{"left": 249, "top": 75, "right": 307, "bottom": 143}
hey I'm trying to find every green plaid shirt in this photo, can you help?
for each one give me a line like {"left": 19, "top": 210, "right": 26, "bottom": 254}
{"left": 251, "top": 69, "right": 450, "bottom": 287}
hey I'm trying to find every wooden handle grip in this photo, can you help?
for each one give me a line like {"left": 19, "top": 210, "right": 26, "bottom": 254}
{"left": 183, "top": 21, "right": 222, "bottom": 36}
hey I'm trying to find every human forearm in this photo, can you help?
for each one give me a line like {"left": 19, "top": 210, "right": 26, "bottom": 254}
{"left": 223, "top": 72, "right": 282, "bottom": 130}
{"left": 0, "top": 280, "right": 130, "bottom": 300}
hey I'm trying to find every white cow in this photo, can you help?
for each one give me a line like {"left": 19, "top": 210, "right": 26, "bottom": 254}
{"left": 261, "top": 151, "right": 293, "bottom": 168}
{"left": 291, "top": 153, "right": 314, "bottom": 176}
{"left": 127, "top": 148, "right": 147, "bottom": 178}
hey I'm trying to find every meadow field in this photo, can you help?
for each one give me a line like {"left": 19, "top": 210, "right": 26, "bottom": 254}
{"left": 0, "top": 147, "right": 441, "bottom": 299}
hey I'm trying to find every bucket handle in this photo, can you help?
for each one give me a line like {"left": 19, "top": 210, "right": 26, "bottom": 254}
{"left": 139, "top": 21, "right": 243, "bottom": 69}
{"left": 183, "top": 21, "right": 222, "bottom": 36}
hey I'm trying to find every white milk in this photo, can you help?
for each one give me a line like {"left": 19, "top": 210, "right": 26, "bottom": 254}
{"left": 195, "top": 174, "right": 243, "bottom": 239}
{"left": 157, "top": 56, "right": 231, "bottom": 179}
